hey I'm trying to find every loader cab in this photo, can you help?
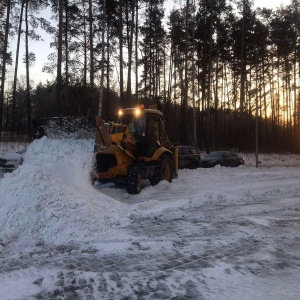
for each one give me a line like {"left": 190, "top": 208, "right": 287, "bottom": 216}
{"left": 113, "top": 110, "right": 146, "bottom": 139}
{"left": 114, "top": 108, "right": 168, "bottom": 157}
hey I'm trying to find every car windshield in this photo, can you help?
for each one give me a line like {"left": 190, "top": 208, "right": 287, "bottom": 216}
{"left": 17, "top": 149, "right": 26, "bottom": 154}
{"left": 206, "top": 151, "right": 225, "bottom": 158}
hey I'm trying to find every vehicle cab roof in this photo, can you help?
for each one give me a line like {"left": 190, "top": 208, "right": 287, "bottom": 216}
{"left": 119, "top": 108, "right": 163, "bottom": 116}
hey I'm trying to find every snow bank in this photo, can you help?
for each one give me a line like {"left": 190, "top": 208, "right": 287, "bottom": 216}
{"left": 0, "top": 137, "right": 130, "bottom": 251}
{"left": 1, "top": 137, "right": 300, "bottom": 253}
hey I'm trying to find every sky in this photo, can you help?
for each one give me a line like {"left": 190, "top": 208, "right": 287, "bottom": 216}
{"left": 167, "top": 0, "right": 287, "bottom": 10}
{"left": 0, "top": 136, "right": 300, "bottom": 299}
{"left": 254, "top": 0, "right": 286, "bottom": 8}
{"left": 7, "top": 0, "right": 289, "bottom": 87}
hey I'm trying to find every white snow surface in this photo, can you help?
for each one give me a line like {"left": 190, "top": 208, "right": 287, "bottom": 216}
{"left": 0, "top": 138, "right": 131, "bottom": 250}
{"left": 0, "top": 137, "right": 300, "bottom": 299}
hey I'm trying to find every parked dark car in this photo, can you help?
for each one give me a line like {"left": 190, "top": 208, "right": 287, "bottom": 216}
{"left": 201, "top": 151, "right": 244, "bottom": 168}
{"left": 178, "top": 145, "right": 201, "bottom": 169}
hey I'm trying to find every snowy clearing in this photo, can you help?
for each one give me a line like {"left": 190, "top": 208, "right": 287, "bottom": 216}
{"left": 0, "top": 138, "right": 300, "bottom": 299}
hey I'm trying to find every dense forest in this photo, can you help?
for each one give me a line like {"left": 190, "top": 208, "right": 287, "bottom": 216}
{"left": 0, "top": 0, "right": 300, "bottom": 153}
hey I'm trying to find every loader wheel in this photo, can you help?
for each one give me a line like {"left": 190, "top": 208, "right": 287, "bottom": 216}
{"left": 150, "top": 154, "right": 174, "bottom": 186}
{"left": 127, "top": 166, "right": 142, "bottom": 194}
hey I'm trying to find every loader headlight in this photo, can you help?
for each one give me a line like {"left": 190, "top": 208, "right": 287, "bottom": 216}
{"left": 118, "top": 109, "right": 123, "bottom": 116}
{"left": 135, "top": 108, "right": 141, "bottom": 116}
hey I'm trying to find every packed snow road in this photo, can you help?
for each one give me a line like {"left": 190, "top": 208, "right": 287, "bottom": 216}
{"left": 0, "top": 138, "right": 300, "bottom": 299}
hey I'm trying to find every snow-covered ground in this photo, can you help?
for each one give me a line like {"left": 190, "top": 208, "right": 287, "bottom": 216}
{"left": 0, "top": 138, "right": 300, "bottom": 299}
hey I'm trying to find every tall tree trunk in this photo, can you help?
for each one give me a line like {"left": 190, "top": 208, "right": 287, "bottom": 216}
{"left": 56, "top": 0, "right": 63, "bottom": 114}
{"left": 167, "top": 42, "right": 174, "bottom": 121}
{"left": 149, "top": 0, "right": 153, "bottom": 101}
{"left": 25, "top": 0, "right": 31, "bottom": 135}
{"left": 262, "top": 55, "right": 267, "bottom": 143}
{"left": 119, "top": 0, "right": 124, "bottom": 106}
{"left": 126, "top": 0, "right": 135, "bottom": 106}
{"left": 277, "top": 57, "right": 281, "bottom": 139}
{"left": 239, "top": 0, "right": 246, "bottom": 150}
{"left": 83, "top": 2, "right": 87, "bottom": 112}
{"left": 206, "top": 6, "right": 213, "bottom": 152}
{"left": 293, "top": 48, "right": 298, "bottom": 151}
{"left": 98, "top": 0, "right": 106, "bottom": 116}
{"left": 163, "top": 49, "right": 166, "bottom": 114}
{"left": 11, "top": 0, "right": 25, "bottom": 137}
{"left": 286, "top": 56, "right": 292, "bottom": 150}
{"left": 298, "top": 53, "right": 300, "bottom": 140}
{"left": 191, "top": 0, "right": 196, "bottom": 146}
{"left": 269, "top": 52, "right": 276, "bottom": 151}
{"left": 89, "top": 0, "right": 94, "bottom": 88}
{"left": 65, "top": 0, "right": 69, "bottom": 112}
{"left": 135, "top": 0, "right": 138, "bottom": 100}
{"left": 106, "top": 24, "right": 110, "bottom": 116}
{"left": 181, "top": 0, "right": 189, "bottom": 145}
{"left": 214, "top": 57, "right": 219, "bottom": 147}
{"left": 201, "top": 4, "right": 208, "bottom": 151}
{"left": 0, "top": 0, "right": 11, "bottom": 137}
{"left": 156, "top": 48, "right": 160, "bottom": 99}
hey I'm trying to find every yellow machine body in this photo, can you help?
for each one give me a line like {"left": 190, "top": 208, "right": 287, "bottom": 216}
{"left": 93, "top": 106, "right": 178, "bottom": 193}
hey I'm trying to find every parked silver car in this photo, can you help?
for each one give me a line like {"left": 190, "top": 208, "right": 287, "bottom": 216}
{"left": 0, "top": 148, "right": 26, "bottom": 170}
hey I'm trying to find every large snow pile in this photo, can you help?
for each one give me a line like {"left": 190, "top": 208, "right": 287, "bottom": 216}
{"left": 1, "top": 138, "right": 300, "bottom": 253}
{"left": 0, "top": 137, "right": 130, "bottom": 251}
{"left": 1, "top": 139, "right": 300, "bottom": 300}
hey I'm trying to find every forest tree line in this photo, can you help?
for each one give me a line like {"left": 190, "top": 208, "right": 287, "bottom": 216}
{"left": 0, "top": 0, "right": 300, "bottom": 153}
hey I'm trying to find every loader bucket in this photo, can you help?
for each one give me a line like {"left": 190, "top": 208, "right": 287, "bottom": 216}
{"left": 94, "top": 116, "right": 112, "bottom": 151}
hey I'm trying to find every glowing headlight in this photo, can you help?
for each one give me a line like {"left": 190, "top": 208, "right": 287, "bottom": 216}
{"left": 118, "top": 109, "right": 123, "bottom": 116}
{"left": 135, "top": 108, "right": 141, "bottom": 116}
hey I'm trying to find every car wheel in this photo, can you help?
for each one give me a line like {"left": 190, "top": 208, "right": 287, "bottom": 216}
{"left": 127, "top": 166, "right": 141, "bottom": 194}
{"left": 150, "top": 154, "right": 174, "bottom": 186}
{"left": 191, "top": 161, "right": 200, "bottom": 169}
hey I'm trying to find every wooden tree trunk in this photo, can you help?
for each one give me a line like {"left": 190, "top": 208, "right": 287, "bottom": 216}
{"left": 98, "top": 0, "right": 106, "bottom": 116}
{"left": 262, "top": 57, "right": 268, "bottom": 144}
{"left": 106, "top": 24, "right": 110, "bottom": 116}
{"left": 126, "top": 0, "right": 135, "bottom": 106}
{"left": 83, "top": 3, "right": 87, "bottom": 112}
{"left": 25, "top": 0, "right": 31, "bottom": 135}
{"left": 293, "top": 49, "right": 297, "bottom": 148}
{"left": 65, "top": 0, "right": 69, "bottom": 112}
{"left": 135, "top": 0, "right": 138, "bottom": 100}
{"left": 206, "top": 7, "right": 213, "bottom": 151}
{"left": 0, "top": 0, "right": 11, "bottom": 136}
{"left": 119, "top": 0, "right": 124, "bottom": 106}
{"left": 239, "top": 0, "right": 246, "bottom": 150}
{"left": 181, "top": 0, "right": 189, "bottom": 145}
{"left": 56, "top": 0, "right": 63, "bottom": 114}
{"left": 11, "top": 0, "right": 25, "bottom": 137}
{"left": 89, "top": 0, "right": 94, "bottom": 88}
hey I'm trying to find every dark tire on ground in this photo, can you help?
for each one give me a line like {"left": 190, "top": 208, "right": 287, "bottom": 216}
{"left": 150, "top": 154, "right": 174, "bottom": 186}
{"left": 190, "top": 161, "right": 200, "bottom": 169}
{"left": 127, "top": 166, "right": 142, "bottom": 194}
